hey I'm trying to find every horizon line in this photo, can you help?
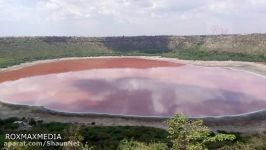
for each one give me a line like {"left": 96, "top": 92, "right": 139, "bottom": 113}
{"left": 0, "top": 33, "right": 265, "bottom": 38}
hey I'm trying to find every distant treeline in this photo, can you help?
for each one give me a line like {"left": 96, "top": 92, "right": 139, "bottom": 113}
{"left": 0, "top": 34, "right": 266, "bottom": 68}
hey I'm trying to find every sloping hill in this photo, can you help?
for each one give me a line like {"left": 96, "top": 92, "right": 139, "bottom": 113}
{"left": 0, "top": 34, "right": 266, "bottom": 68}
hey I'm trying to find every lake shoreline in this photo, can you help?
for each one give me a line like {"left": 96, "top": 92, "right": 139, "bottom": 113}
{"left": 1, "top": 100, "right": 266, "bottom": 135}
{"left": 0, "top": 56, "right": 266, "bottom": 134}
{"left": 1, "top": 56, "right": 266, "bottom": 76}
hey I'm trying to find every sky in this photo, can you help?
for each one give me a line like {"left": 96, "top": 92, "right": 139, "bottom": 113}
{"left": 0, "top": 0, "right": 266, "bottom": 36}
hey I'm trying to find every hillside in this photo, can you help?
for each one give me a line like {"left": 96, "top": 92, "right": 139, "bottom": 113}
{"left": 0, "top": 34, "right": 266, "bottom": 68}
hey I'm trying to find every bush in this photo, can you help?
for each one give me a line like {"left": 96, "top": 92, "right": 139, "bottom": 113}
{"left": 167, "top": 113, "right": 236, "bottom": 150}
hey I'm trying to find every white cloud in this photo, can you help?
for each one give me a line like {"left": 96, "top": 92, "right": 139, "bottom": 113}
{"left": 0, "top": 0, "right": 265, "bottom": 36}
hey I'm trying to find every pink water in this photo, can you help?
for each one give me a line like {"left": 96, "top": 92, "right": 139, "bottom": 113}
{"left": 1, "top": 59, "right": 266, "bottom": 117}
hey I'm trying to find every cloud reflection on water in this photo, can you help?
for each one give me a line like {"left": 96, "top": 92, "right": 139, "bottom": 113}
{"left": 0, "top": 66, "right": 266, "bottom": 117}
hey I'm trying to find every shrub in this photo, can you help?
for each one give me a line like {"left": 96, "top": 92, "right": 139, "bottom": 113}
{"left": 167, "top": 113, "right": 236, "bottom": 150}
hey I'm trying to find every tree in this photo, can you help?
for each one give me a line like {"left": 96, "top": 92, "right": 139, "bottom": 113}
{"left": 167, "top": 113, "right": 236, "bottom": 150}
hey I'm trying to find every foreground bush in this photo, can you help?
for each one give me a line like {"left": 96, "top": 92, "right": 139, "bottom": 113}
{"left": 167, "top": 113, "right": 236, "bottom": 150}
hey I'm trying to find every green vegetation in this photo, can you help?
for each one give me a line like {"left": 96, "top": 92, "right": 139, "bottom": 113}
{"left": 80, "top": 126, "right": 168, "bottom": 150}
{"left": 163, "top": 49, "right": 266, "bottom": 61}
{"left": 1, "top": 114, "right": 265, "bottom": 150}
{"left": 0, "top": 36, "right": 266, "bottom": 68}
{"left": 166, "top": 114, "right": 235, "bottom": 150}
{"left": 0, "top": 118, "right": 168, "bottom": 150}
{"left": 118, "top": 139, "right": 167, "bottom": 150}
{"left": 217, "top": 135, "right": 266, "bottom": 150}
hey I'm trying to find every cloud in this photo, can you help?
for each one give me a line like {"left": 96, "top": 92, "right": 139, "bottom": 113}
{"left": 0, "top": 0, "right": 265, "bottom": 36}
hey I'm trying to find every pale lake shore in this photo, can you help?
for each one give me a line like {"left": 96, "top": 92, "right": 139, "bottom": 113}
{"left": 1, "top": 56, "right": 266, "bottom": 76}
{"left": 0, "top": 56, "right": 266, "bottom": 134}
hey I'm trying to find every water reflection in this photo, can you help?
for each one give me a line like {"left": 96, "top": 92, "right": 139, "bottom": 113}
{"left": 1, "top": 66, "right": 266, "bottom": 117}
